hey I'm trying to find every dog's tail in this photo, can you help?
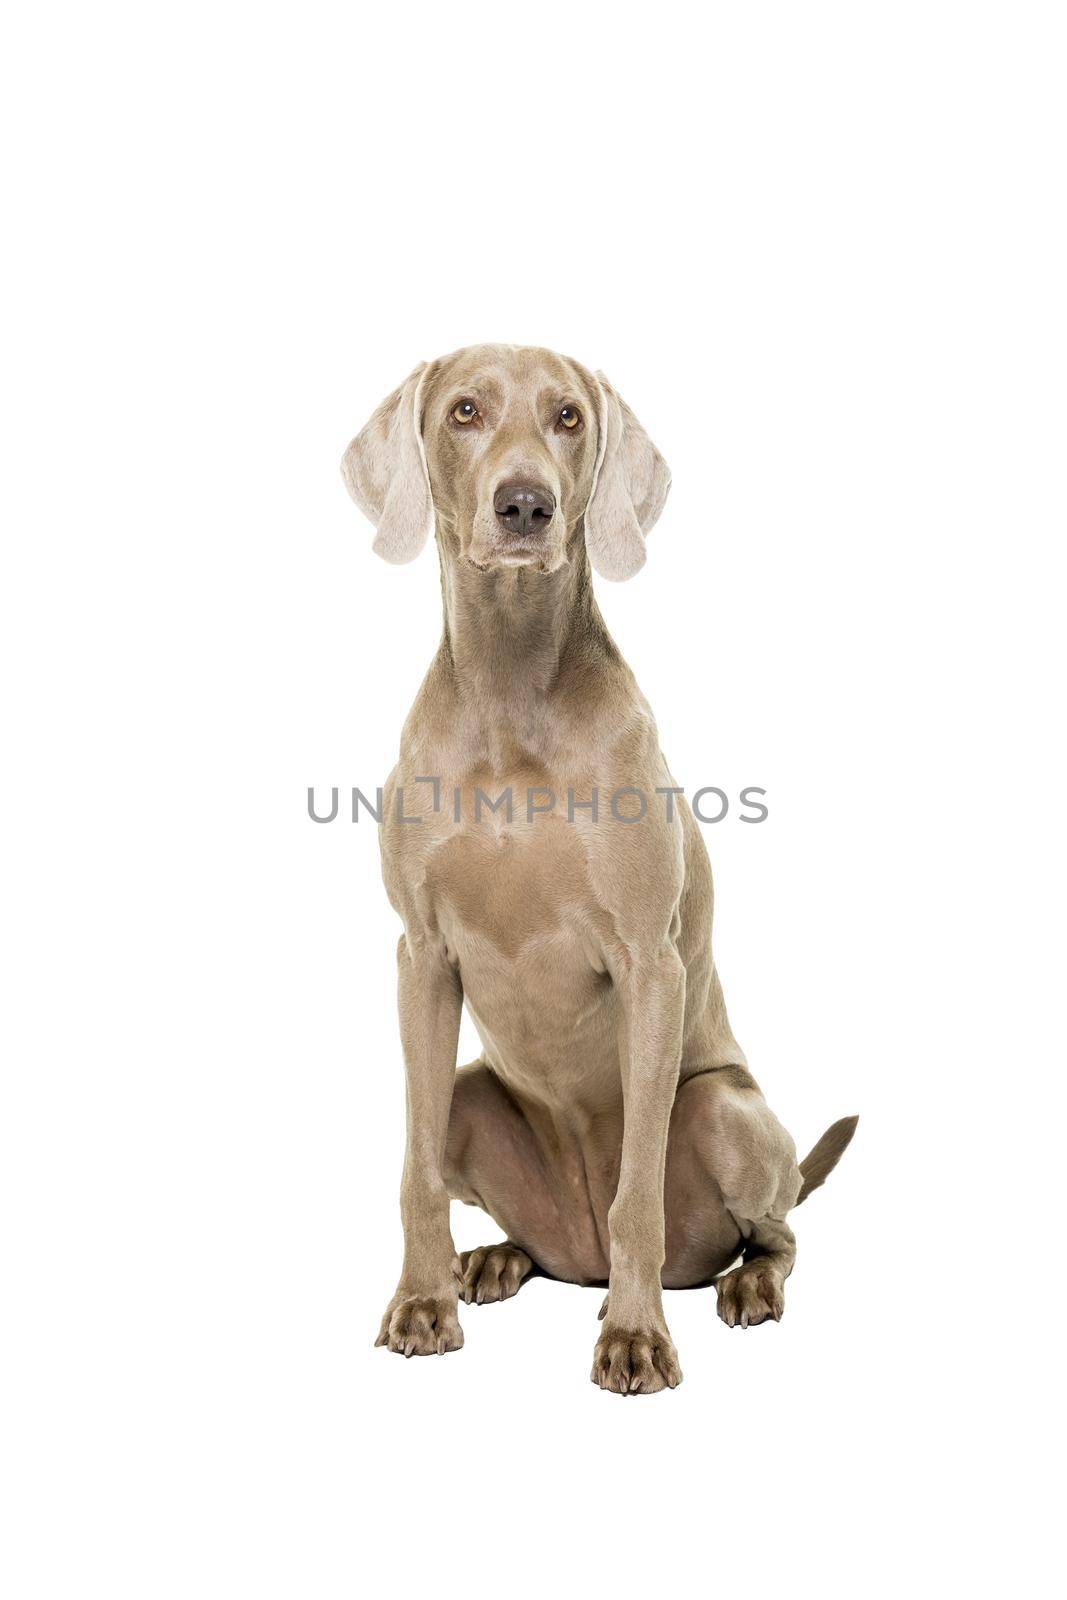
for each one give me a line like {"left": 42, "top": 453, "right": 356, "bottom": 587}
{"left": 795, "top": 1115, "right": 859, "bottom": 1206}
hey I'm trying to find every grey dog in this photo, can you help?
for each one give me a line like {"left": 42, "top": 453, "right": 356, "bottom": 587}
{"left": 342, "top": 344, "right": 857, "bottom": 1394}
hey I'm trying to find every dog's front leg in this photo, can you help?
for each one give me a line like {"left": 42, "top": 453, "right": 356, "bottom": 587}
{"left": 592, "top": 949, "right": 685, "bottom": 1394}
{"left": 375, "top": 934, "right": 464, "bottom": 1357}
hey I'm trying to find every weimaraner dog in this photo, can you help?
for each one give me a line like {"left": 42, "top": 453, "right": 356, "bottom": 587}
{"left": 342, "top": 344, "right": 857, "bottom": 1394}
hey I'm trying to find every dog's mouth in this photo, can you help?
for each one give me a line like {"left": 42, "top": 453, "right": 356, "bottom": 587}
{"left": 494, "top": 530, "right": 557, "bottom": 567}
{"left": 464, "top": 508, "right": 566, "bottom": 573}
{"left": 466, "top": 543, "right": 566, "bottom": 576}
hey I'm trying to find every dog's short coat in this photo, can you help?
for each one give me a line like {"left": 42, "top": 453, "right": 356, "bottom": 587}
{"left": 342, "top": 344, "right": 856, "bottom": 1393}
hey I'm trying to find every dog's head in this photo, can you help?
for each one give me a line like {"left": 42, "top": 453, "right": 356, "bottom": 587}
{"left": 341, "top": 345, "right": 670, "bottom": 580}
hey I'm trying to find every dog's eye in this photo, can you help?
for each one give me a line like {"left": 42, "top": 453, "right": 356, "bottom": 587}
{"left": 452, "top": 400, "right": 479, "bottom": 425}
{"left": 558, "top": 405, "right": 581, "bottom": 430}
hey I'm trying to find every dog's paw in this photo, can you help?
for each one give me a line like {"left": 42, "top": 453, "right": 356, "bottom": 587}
{"left": 715, "top": 1260, "right": 785, "bottom": 1328}
{"left": 459, "top": 1242, "right": 533, "bottom": 1305}
{"left": 590, "top": 1324, "right": 682, "bottom": 1395}
{"left": 375, "top": 1292, "right": 463, "bottom": 1357}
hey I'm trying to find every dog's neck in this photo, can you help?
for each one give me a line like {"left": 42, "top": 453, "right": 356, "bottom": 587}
{"left": 435, "top": 529, "right": 618, "bottom": 753}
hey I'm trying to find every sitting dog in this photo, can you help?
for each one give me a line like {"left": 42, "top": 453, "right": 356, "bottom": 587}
{"left": 342, "top": 344, "right": 856, "bottom": 1394}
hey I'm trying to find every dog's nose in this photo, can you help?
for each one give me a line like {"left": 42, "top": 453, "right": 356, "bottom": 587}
{"left": 493, "top": 482, "right": 556, "bottom": 537}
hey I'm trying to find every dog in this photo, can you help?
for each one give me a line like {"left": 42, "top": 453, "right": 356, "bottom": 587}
{"left": 341, "top": 344, "right": 857, "bottom": 1394}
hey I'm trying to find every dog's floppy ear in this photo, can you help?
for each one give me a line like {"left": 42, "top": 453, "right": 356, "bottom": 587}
{"left": 585, "top": 372, "right": 671, "bottom": 581}
{"left": 341, "top": 363, "right": 434, "bottom": 563}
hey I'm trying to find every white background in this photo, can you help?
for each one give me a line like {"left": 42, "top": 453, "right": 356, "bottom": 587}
{"left": 2, "top": 3, "right": 1064, "bottom": 1595}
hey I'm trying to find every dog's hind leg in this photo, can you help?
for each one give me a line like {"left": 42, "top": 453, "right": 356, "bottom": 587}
{"left": 663, "top": 1065, "right": 800, "bottom": 1319}
{"left": 658, "top": 1064, "right": 797, "bottom": 1311}
{"left": 714, "top": 1110, "right": 859, "bottom": 1325}
{"left": 441, "top": 1062, "right": 537, "bottom": 1302}
{"left": 664, "top": 1066, "right": 857, "bottom": 1322}
{"left": 443, "top": 1060, "right": 591, "bottom": 1303}
{"left": 697, "top": 1068, "right": 801, "bottom": 1325}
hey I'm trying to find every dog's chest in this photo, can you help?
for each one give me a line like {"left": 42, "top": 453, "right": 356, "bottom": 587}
{"left": 422, "top": 809, "right": 599, "bottom": 964}
{"left": 422, "top": 809, "right": 614, "bottom": 1082}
